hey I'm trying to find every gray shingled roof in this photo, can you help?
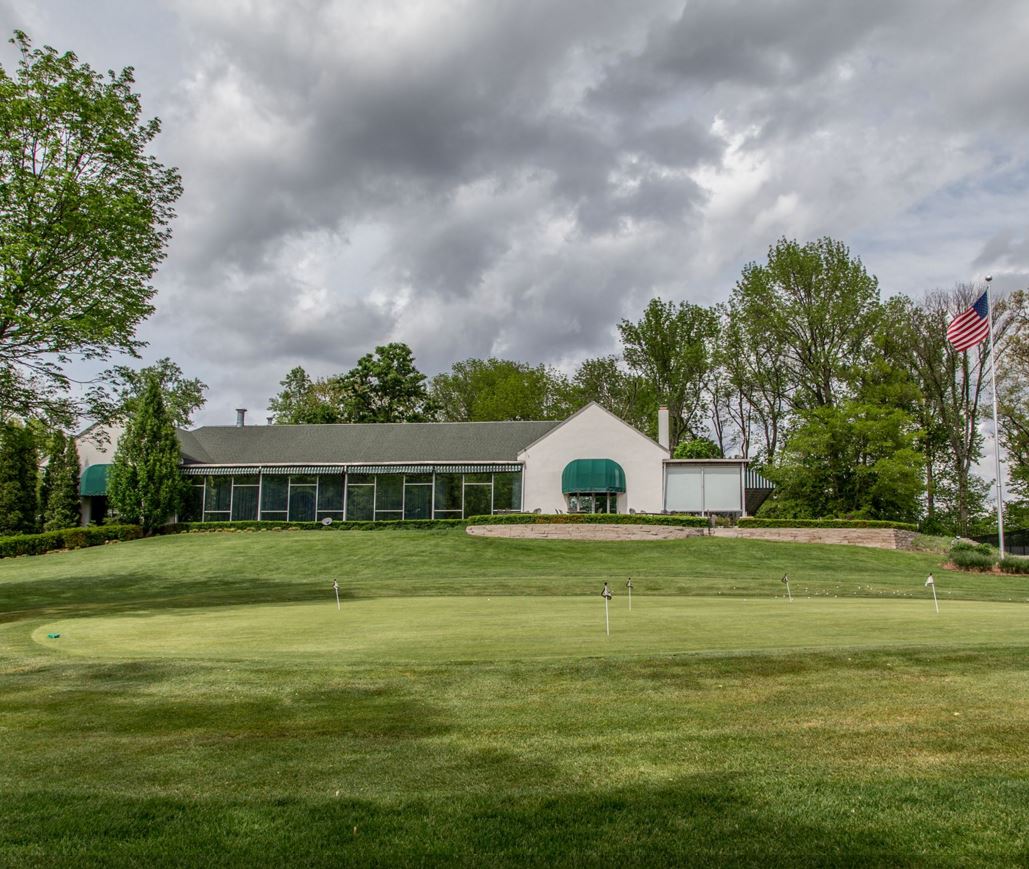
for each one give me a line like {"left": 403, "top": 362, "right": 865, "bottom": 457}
{"left": 176, "top": 420, "right": 562, "bottom": 466}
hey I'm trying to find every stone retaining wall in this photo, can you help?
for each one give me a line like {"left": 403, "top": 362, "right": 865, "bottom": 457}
{"left": 466, "top": 525, "right": 705, "bottom": 541}
{"left": 713, "top": 527, "right": 915, "bottom": 550}
{"left": 466, "top": 524, "right": 914, "bottom": 549}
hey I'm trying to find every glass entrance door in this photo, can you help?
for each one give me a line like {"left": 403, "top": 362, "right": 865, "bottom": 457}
{"left": 566, "top": 493, "right": 616, "bottom": 514}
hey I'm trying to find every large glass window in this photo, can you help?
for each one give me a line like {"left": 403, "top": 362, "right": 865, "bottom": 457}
{"left": 231, "top": 482, "right": 259, "bottom": 521}
{"left": 375, "top": 474, "right": 403, "bottom": 520}
{"left": 493, "top": 472, "right": 521, "bottom": 512}
{"left": 289, "top": 486, "right": 317, "bottom": 522}
{"left": 261, "top": 476, "right": 288, "bottom": 513}
{"left": 434, "top": 473, "right": 462, "bottom": 515}
{"left": 463, "top": 484, "right": 491, "bottom": 519}
{"left": 404, "top": 483, "right": 431, "bottom": 519}
{"left": 182, "top": 484, "right": 204, "bottom": 521}
{"left": 375, "top": 475, "right": 403, "bottom": 512}
{"left": 203, "top": 476, "right": 231, "bottom": 521}
{"left": 318, "top": 475, "right": 344, "bottom": 512}
{"left": 206, "top": 477, "right": 231, "bottom": 512}
{"left": 347, "top": 485, "right": 374, "bottom": 521}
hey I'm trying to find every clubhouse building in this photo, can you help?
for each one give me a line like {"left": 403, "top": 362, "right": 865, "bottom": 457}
{"left": 77, "top": 403, "right": 773, "bottom": 524}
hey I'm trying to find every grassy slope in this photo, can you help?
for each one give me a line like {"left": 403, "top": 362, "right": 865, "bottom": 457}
{"left": 1, "top": 531, "right": 1028, "bottom": 866}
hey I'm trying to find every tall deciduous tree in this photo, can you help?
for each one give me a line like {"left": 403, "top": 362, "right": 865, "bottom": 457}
{"left": 0, "top": 421, "right": 39, "bottom": 534}
{"left": 268, "top": 366, "right": 342, "bottom": 424}
{"left": 731, "top": 237, "right": 880, "bottom": 410}
{"left": 337, "top": 343, "right": 434, "bottom": 423}
{"left": 108, "top": 374, "right": 185, "bottom": 531}
{"left": 566, "top": 356, "right": 657, "bottom": 436}
{"left": 885, "top": 286, "right": 1000, "bottom": 535}
{"left": 0, "top": 32, "right": 181, "bottom": 421}
{"left": 430, "top": 358, "right": 569, "bottom": 421}
{"left": 619, "top": 298, "right": 718, "bottom": 448}
{"left": 41, "top": 430, "right": 80, "bottom": 530}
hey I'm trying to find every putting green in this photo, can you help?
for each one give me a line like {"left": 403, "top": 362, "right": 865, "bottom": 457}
{"left": 31, "top": 596, "right": 1029, "bottom": 664}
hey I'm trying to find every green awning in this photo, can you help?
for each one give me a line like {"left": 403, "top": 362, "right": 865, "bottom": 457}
{"left": 561, "top": 459, "right": 626, "bottom": 494}
{"left": 79, "top": 463, "right": 110, "bottom": 496}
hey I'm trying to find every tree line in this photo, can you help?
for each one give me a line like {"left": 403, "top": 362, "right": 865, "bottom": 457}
{"left": 269, "top": 238, "right": 1028, "bottom": 535}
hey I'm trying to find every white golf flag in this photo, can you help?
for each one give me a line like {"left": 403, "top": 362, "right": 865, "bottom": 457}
{"left": 925, "top": 574, "right": 935, "bottom": 587}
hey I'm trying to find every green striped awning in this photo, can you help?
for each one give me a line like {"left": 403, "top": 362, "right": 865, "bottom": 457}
{"left": 561, "top": 459, "right": 626, "bottom": 494}
{"left": 352, "top": 465, "right": 435, "bottom": 475}
{"left": 180, "top": 465, "right": 344, "bottom": 476}
{"left": 79, "top": 463, "right": 111, "bottom": 496}
{"left": 432, "top": 464, "right": 521, "bottom": 474}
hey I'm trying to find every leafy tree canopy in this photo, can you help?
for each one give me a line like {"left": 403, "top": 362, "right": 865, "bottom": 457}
{"left": 731, "top": 237, "right": 880, "bottom": 410}
{"left": 431, "top": 358, "right": 569, "bottom": 421}
{"left": 94, "top": 357, "right": 207, "bottom": 428}
{"left": 0, "top": 32, "right": 181, "bottom": 422}
{"left": 619, "top": 298, "right": 718, "bottom": 448}
{"left": 336, "top": 343, "right": 434, "bottom": 423}
{"left": 673, "top": 437, "right": 723, "bottom": 459}
{"left": 566, "top": 356, "right": 657, "bottom": 437}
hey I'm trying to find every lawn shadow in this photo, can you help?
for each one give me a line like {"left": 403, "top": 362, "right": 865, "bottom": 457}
{"left": 4, "top": 774, "right": 1025, "bottom": 866}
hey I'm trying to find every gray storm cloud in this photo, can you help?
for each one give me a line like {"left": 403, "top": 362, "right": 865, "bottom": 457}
{"left": 2, "top": 0, "right": 1028, "bottom": 423}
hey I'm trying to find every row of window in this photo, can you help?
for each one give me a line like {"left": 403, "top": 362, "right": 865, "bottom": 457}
{"left": 182, "top": 472, "right": 523, "bottom": 523}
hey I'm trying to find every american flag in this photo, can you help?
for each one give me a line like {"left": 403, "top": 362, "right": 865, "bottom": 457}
{"left": 946, "top": 291, "right": 990, "bottom": 352}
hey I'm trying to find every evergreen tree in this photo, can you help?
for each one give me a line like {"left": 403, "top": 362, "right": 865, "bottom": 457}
{"left": 108, "top": 374, "right": 186, "bottom": 532}
{"left": 0, "top": 422, "right": 40, "bottom": 534}
{"left": 42, "top": 432, "right": 81, "bottom": 531}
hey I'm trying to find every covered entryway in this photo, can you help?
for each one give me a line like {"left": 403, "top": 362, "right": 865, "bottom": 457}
{"left": 561, "top": 459, "right": 625, "bottom": 514}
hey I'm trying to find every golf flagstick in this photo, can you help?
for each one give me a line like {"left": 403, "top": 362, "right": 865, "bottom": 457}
{"left": 626, "top": 578, "right": 633, "bottom": 611}
{"left": 333, "top": 579, "right": 340, "bottom": 612}
{"left": 602, "top": 582, "right": 613, "bottom": 635}
{"left": 925, "top": 573, "right": 938, "bottom": 613}
{"left": 781, "top": 574, "right": 792, "bottom": 602}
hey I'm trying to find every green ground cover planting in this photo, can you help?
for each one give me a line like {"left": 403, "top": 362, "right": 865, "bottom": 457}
{"left": 1, "top": 530, "right": 1028, "bottom": 865}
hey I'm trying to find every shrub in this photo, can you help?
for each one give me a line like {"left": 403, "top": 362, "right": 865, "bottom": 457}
{"left": 998, "top": 557, "right": 1029, "bottom": 575}
{"left": 949, "top": 549, "right": 997, "bottom": 571}
{"left": 737, "top": 518, "right": 918, "bottom": 531}
{"left": 0, "top": 525, "right": 143, "bottom": 559}
{"left": 950, "top": 541, "right": 994, "bottom": 556}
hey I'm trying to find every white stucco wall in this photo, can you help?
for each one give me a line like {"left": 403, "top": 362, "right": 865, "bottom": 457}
{"left": 517, "top": 404, "right": 668, "bottom": 514}
{"left": 75, "top": 424, "right": 124, "bottom": 470}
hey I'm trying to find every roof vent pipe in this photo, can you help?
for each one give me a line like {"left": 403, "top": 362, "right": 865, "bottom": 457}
{"left": 235, "top": 408, "right": 247, "bottom": 427}
{"left": 267, "top": 416, "right": 274, "bottom": 425}
{"left": 658, "top": 406, "right": 670, "bottom": 450}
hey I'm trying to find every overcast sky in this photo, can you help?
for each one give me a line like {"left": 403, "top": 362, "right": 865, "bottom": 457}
{"left": 3, "top": 0, "right": 1029, "bottom": 426}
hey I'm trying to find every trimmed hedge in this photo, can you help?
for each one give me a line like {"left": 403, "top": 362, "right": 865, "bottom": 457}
{"left": 738, "top": 518, "right": 918, "bottom": 531}
{"left": 999, "top": 556, "right": 1029, "bottom": 575}
{"left": 0, "top": 525, "right": 144, "bottom": 559}
{"left": 161, "top": 519, "right": 468, "bottom": 533}
{"left": 466, "top": 513, "right": 710, "bottom": 528}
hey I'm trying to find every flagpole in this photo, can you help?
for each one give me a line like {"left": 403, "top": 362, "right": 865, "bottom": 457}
{"left": 985, "top": 275, "right": 1006, "bottom": 556}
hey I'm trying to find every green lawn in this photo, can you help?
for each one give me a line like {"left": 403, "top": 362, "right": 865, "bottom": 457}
{"left": 2, "top": 530, "right": 1028, "bottom": 866}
